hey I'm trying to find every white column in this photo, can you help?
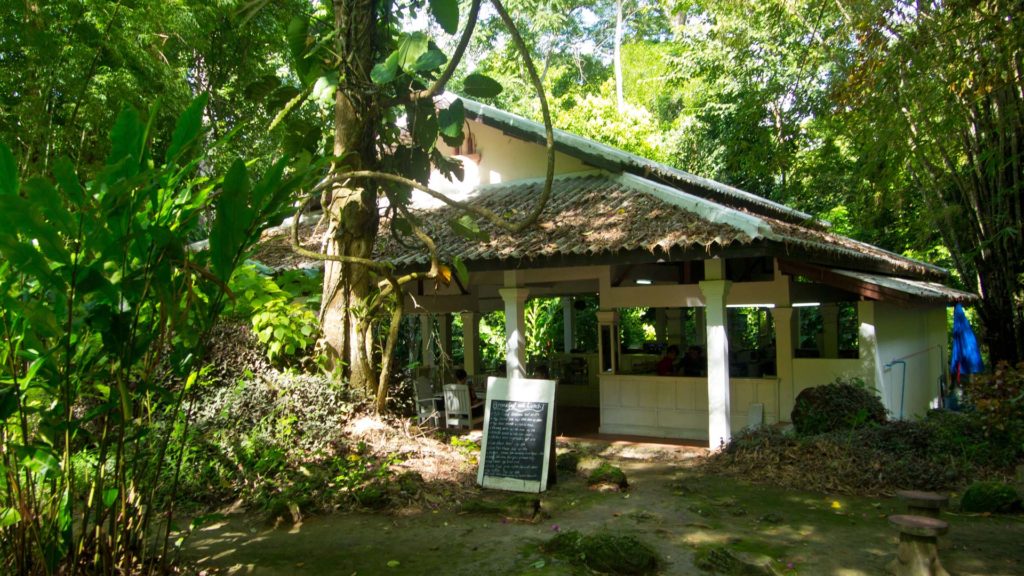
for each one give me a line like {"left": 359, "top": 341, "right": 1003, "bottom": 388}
{"left": 858, "top": 300, "right": 885, "bottom": 404}
{"left": 561, "top": 297, "right": 574, "bottom": 352}
{"left": 700, "top": 280, "right": 732, "bottom": 449}
{"left": 771, "top": 307, "right": 797, "bottom": 421}
{"left": 461, "top": 311, "right": 480, "bottom": 379}
{"left": 597, "top": 310, "right": 619, "bottom": 373}
{"left": 499, "top": 288, "right": 530, "bottom": 379}
{"left": 821, "top": 303, "right": 839, "bottom": 358}
{"left": 655, "top": 309, "right": 667, "bottom": 343}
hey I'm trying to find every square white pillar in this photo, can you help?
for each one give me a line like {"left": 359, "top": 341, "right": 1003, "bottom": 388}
{"left": 700, "top": 279, "right": 732, "bottom": 449}
{"left": 770, "top": 306, "right": 797, "bottom": 421}
{"left": 597, "top": 310, "right": 619, "bottom": 373}
{"left": 499, "top": 288, "right": 530, "bottom": 380}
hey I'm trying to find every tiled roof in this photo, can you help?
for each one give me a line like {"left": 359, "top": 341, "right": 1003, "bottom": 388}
{"left": 377, "top": 174, "right": 754, "bottom": 267}
{"left": 373, "top": 173, "right": 948, "bottom": 280}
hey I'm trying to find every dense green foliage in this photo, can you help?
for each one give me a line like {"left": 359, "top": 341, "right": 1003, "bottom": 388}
{"left": 959, "top": 481, "right": 1021, "bottom": 514}
{"left": 712, "top": 410, "right": 1023, "bottom": 495}
{"left": 962, "top": 361, "right": 1024, "bottom": 454}
{"left": 228, "top": 264, "right": 320, "bottom": 365}
{"left": 0, "top": 100, "right": 308, "bottom": 573}
{"left": 790, "top": 379, "right": 888, "bottom": 436}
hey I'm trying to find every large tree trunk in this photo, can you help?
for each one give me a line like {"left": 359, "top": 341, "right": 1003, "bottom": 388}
{"left": 322, "top": 0, "right": 382, "bottom": 393}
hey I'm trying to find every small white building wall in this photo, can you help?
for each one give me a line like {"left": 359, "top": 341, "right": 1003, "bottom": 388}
{"left": 426, "top": 120, "right": 593, "bottom": 200}
{"left": 873, "top": 302, "right": 948, "bottom": 419}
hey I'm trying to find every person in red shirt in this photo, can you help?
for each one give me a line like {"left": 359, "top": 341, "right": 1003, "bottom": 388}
{"left": 656, "top": 345, "right": 679, "bottom": 376}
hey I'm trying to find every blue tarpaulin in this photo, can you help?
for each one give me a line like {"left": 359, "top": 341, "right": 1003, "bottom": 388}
{"left": 950, "top": 303, "right": 983, "bottom": 383}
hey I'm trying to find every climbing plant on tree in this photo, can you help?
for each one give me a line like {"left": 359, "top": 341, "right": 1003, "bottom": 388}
{"left": 273, "top": 0, "right": 556, "bottom": 410}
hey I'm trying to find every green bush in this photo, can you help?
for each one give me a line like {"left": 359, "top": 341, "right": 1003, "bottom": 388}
{"left": 588, "top": 463, "right": 629, "bottom": 490}
{"left": 791, "top": 379, "right": 886, "bottom": 435}
{"left": 963, "top": 361, "right": 1024, "bottom": 454}
{"left": 960, "top": 481, "right": 1021, "bottom": 513}
{"left": 712, "top": 410, "right": 1023, "bottom": 495}
{"left": 228, "top": 263, "right": 319, "bottom": 365}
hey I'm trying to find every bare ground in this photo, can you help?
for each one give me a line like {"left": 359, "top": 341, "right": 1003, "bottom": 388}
{"left": 177, "top": 422, "right": 1024, "bottom": 576}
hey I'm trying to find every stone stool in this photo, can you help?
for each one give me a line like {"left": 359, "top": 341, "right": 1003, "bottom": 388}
{"left": 895, "top": 490, "right": 949, "bottom": 518}
{"left": 887, "top": 514, "right": 950, "bottom": 576}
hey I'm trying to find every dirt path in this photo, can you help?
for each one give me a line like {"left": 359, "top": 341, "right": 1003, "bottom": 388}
{"left": 179, "top": 439, "right": 1024, "bottom": 575}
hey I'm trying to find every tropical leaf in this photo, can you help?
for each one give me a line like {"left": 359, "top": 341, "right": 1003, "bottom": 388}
{"left": 462, "top": 73, "right": 503, "bottom": 98}
{"left": 429, "top": 0, "right": 459, "bottom": 34}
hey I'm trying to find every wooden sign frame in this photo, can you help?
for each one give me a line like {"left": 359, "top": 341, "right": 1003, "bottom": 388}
{"left": 477, "top": 377, "right": 557, "bottom": 493}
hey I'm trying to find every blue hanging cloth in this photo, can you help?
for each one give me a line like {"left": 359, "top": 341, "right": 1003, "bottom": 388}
{"left": 950, "top": 303, "right": 983, "bottom": 384}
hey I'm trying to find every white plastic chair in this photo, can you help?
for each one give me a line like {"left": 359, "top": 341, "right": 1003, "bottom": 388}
{"left": 415, "top": 377, "right": 442, "bottom": 426}
{"left": 443, "top": 384, "right": 483, "bottom": 430}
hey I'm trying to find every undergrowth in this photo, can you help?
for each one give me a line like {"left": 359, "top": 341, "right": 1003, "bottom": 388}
{"left": 707, "top": 410, "right": 1022, "bottom": 495}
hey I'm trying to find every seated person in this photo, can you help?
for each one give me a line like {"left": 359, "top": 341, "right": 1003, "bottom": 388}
{"left": 681, "top": 345, "right": 706, "bottom": 376}
{"left": 656, "top": 345, "right": 680, "bottom": 376}
{"left": 455, "top": 368, "right": 484, "bottom": 418}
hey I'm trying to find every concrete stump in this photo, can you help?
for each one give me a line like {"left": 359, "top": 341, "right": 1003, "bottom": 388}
{"left": 887, "top": 514, "right": 949, "bottom": 576}
{"left": 895, "top": 490, "right": 949, "bottom": 519}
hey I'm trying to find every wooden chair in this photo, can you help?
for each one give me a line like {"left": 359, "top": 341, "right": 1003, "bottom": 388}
{"left": 443, "top": 384, "right": 483, "bottom": 430}
{"left": 415, "top": 377, "right": 442, "bottom": 426}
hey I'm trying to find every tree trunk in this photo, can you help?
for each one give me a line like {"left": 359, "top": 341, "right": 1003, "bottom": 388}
{"left": 322, "top": 0, "right": 383, "bottom": 393}
{"left": 614, "top": 0, "right": 624, "bottom": 113}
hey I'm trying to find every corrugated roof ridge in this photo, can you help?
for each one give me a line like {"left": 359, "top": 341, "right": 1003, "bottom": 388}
{"left": 452, "top": 96, "right": 820, "bottom": 227}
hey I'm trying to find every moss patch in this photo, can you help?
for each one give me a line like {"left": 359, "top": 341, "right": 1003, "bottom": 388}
{"left": 960, "top": 481, "right": 1021, "bottom": 513}
{"left": 543, "top": 530, "right": 659, "bottom": 575}
{"left": 587, "top": 463, "right": 628, "bottom": 491}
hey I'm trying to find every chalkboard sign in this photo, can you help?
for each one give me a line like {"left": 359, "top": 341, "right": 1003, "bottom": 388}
{"left": 478, "top": 377, "right": 556, "bottom": 492}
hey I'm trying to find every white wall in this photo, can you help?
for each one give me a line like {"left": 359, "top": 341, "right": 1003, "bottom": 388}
{"left": 424, "top": 121, "right": 592, "bottom": 203}
{"left": 599, "top": 374, "right": 778, "bottom": 440}
{"left": 873, "top": 303, "right": 947, "bottom": 419}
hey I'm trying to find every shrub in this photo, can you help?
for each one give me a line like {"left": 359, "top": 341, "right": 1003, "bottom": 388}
{"left": 588, "top": 463, "right": 628, "bottom": 490}
{"left": 791, "top": 379, "right": 886, "bottom": 435}
{"left": 962, "top": 361, "right": 1024, "bottom": 454}
{"left": 960, "top": 482, "right": 1021, "bottom": 513}
{"left": 228, "top": 263, "right": 319, "bottom": 366}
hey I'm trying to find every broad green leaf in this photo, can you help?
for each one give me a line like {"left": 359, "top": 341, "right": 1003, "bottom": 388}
{"left": 449, "top": 214, "right": 488, "bottom": 242}
{"left": 438, "top": 99, "right": 465, "bottom": 140}
{"left": 166, "top": 93, "right": 209, "bottom": 164}
{"left": 0, "top": 507, "right": 20, "bottom": 528}
{"left": 413, "top": 49, "right": 447, "bottom": 72}
{"left": 287, "top": 17, "right": 311, "bottom": 79}
{"left": 17, "top": 444, "right": 60, "bottom": 478}
{"left": 0, "top": 142, "right": 17, "bottom": 196}
{"left": 397, "top": 32, "right": 429, "bottom": 72}
{"left": 107, "top": 107, "right": 144, "bottom": 174}
{"left": 52, "top": 157, "right": 86, "bottom": 208}
{"left": 209, "top": 160, "right": 253, "bottom": 281}
{"left": 429, "top": 0, "right": 459, "bottom": 34}
{"left": 462, "top": 73, "right": 503, "bottom": 98}
{"left": 371, "top": 51, "right": 400, "bottom": 84}
{"left": 312, "top": 73, "right": 339, "bottom": 107}
{"left": 412, "top": 112, "right": 439, "bottom": 150}
{"left": 453, "top": 256, "right": 469, "bottom": 286}
{"left": 102, "top": 488, "right": 119, "bottom": 509}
